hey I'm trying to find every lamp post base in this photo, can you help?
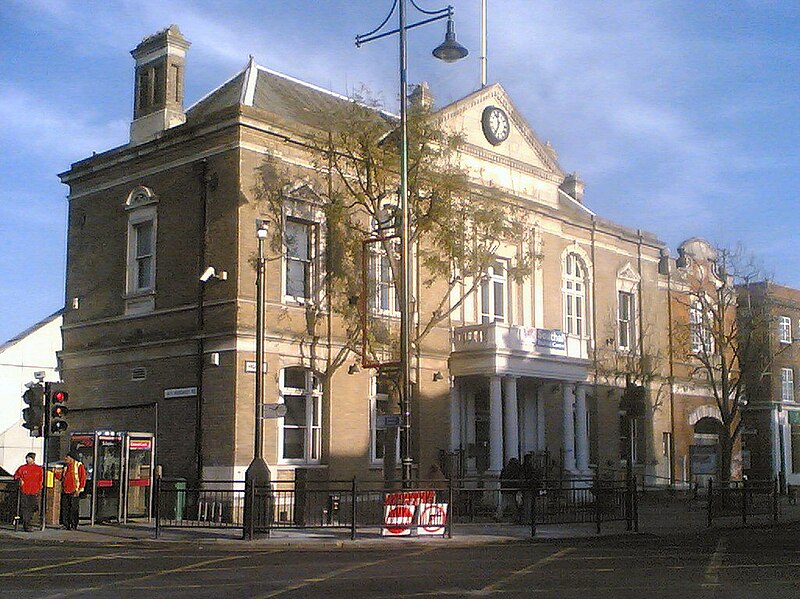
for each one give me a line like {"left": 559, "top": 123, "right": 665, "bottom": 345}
{"left": 402, "top": 457, "right": 414, "bottom": 488}
{"left": 243, "top": 457, "right": 272, "bottom": 540}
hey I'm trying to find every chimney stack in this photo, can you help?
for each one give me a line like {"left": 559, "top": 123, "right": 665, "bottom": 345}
{"left": 560, "top": 172, "right": 585, "bottom": 204}
{"left": 130, "top": 25, "right": 191, "bottom": 145}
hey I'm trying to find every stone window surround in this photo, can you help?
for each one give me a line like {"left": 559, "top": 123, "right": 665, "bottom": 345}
{"left": 278, "top": 366, "right": 322, "bottom": 465}
{"left": 123, "top": 186, "right": 158, "bottom": 315}
{"left": 779, "top": 315, "right": 792, "bottom": 345}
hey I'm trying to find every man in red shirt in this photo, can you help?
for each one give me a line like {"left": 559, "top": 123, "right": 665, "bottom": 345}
{"left": 13, "top": 452, "right": 43, "bottom": 532}
{"left": 57, "top": 451, "right": 87, "bottom": 530}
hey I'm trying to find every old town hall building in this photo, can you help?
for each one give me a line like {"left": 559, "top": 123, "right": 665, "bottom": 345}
{"left": 57, "top": 26, "right": 733, "bottom": 487}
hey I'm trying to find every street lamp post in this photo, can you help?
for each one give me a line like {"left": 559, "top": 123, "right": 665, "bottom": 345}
{"left": 244, "top": 219, "right": 271, "bottom": 539}
{"left": 356, "top": 1, "right": 467, "bottom": 484}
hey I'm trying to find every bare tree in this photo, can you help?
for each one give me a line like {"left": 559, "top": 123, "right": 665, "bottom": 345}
{"left": 672, "top": 244, "right": 772, "bottom": 481}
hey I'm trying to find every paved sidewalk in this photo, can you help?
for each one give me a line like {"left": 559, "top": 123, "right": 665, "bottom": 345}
{"left": 2, "top": 492, "right": 798, "bottom": 549}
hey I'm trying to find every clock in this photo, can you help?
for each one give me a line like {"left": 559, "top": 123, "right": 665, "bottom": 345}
{"left": 481, "top": 105, "right": 510, "bottom": 146}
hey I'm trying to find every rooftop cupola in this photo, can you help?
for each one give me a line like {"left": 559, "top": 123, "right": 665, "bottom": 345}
{"left": 130, "top": 24, "right": 191, "bottom": 145}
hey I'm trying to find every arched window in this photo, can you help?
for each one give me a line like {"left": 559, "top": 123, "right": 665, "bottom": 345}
{"left": 279, "top": 366, "right": 322, "bottom": 463}
{"left": 563, "top": 253, "right": 587, "bottom": 337}
{"left": 124, "top": 186, "right": 158, "bottom": 315}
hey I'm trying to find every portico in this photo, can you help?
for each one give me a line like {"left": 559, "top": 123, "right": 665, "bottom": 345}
{"left": 448, "top": 321, "right": 592, "bottom": 479}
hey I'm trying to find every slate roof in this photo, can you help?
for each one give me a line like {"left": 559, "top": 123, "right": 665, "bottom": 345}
{"left": 0, "top": 309, "right": 63, "bottom": 353}
{"left": 186, "top": 58, "right": 392, "bottom": 130}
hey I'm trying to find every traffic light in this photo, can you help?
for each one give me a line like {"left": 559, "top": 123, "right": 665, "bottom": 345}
{"left": 22, "top": 384, "right": 44, "bottom": 437}
{"left": 48, "top": 383, "right": 69, "bottom": 434}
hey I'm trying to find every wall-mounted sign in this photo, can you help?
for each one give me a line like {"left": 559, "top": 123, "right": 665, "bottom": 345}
{"left": 376, "top": 414, "right": 402, "bottom": 428}
{"left": 536, "top": 328, "right": 566, "bottom": 350}
{"left": 164, "top": 387, "right": 198, "bottom": 399}
{"left": 245, "top": 361, "right": 268, "bottom": 373}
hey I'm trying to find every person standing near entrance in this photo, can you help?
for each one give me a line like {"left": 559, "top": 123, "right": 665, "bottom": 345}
{"left": 13, "top": 452, "right": 43, "bottom": 532}
{"left": 57, "top": 451, "right": 86, "bottom": 530}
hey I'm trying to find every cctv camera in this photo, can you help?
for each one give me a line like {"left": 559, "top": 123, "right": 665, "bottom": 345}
{"left": 200, "top": 267, "right": 216, "bottom": 282}
{"left": 200, "top": 267, "right": 228, "bottom": 283}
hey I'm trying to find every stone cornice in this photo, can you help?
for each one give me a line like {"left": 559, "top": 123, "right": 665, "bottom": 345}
{"left": 461, "top": 143, "right": 563, "bottom": 184}
{"left": 434, "top": 83, "right": 563, "bottom": 176}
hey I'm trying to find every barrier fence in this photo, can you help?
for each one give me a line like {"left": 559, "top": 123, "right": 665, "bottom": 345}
{"left": 706, "top": 478, "right": 779, "bottom": 527}
{"left": 154, "top": 475, "right": 637, "bottom": 539}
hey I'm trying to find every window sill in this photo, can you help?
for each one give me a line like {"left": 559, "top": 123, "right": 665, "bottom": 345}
{"left": 123, "top": 290, "right": 155, "bottom": 316}
{"left": 372, "top": 310, "right": 401, "bottom": 319}
{"left": 282, "top": 296, "right": 317, "bottom": 308}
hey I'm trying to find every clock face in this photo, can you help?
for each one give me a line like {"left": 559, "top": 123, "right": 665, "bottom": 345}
{"left": 482, "top": 106, "right": 510, "bottom": 146}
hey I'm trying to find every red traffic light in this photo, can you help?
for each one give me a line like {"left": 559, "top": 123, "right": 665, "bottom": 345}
{"left": 47, "top": 383, "right": 69, "bottom": 435}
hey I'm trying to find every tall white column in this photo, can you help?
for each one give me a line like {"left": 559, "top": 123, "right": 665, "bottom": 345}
{"left": 449, "top": 378, "right": 461, "bottom": 452}
{"left": 537, "top": 384, "right": 546, "bottom": 451}
{"left": 562, "top": 383, "right": 576, "bottom": 473}
{"left": 575, "top": 383, "right": 589, "bottom": 473}
{"left": 523, "top": 386, "right": 537, "bottom": 454}
{"left": 503, "top": 376, "right": 520, "bottom": 463}
{"left": 465, "top": 387, "right": 476, "bottom": 472}
{"left": 489, "top": 376, "right": 504, "bottom": 474}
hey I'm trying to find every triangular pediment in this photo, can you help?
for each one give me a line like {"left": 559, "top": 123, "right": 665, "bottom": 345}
{"left": 617, "top": 262, "right": 641, "bottom": 283}
{"left": 434, "top": 83, "right": 566, "bottom": 207}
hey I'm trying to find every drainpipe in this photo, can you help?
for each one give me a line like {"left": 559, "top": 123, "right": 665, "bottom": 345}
{"left": 636, "top": 231, "right": 646, "bottom": 473}
{"left": 195, "top": 159, "right": 209, "bottom": 482}
{"left": 666, "top": 253, "right": 677, "bottom": 487}
{"left": 590, "top": 217, "right": 598, "bottom": 467}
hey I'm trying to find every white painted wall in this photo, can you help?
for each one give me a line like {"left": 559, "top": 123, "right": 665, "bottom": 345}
{"left": 0, "top": 312, "right": 62, "bottom": 474}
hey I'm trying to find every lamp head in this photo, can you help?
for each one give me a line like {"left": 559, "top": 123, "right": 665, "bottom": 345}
{"left": 432, "top": 18, "right": 468, "bottom": 63}
{"left": 256, "top": 219, "right": 268, "bottom": 239}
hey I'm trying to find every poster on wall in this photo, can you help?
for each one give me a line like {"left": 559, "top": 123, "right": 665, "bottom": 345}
{"left": 690, "top": 444, "right": 718, "bottom": 475}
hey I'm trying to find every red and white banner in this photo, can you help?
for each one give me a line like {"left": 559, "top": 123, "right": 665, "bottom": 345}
{"left": 416, "top": 503, "right": 448, "bottom": 536}
{"left": 382, "top": 504, "right": 416, "bottom": 536}
{"left": 381, "top": 491, "right": 448, "bottom": 537}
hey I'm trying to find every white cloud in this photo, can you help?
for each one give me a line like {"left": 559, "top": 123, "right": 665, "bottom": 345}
{"left": 0, "top": 87, "right": 129, "bottom": 164}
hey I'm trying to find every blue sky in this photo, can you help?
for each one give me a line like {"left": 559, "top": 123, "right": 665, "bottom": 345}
{"left": 0, "top": 0, "right": 798, "bottom": 343}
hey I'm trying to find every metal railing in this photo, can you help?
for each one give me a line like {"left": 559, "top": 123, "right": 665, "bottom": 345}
{"left": 154, "top": 475, "right": 637, "bottom": 539}
{"left": 707, "top": 478, "right": 779, "bottom": 527}
{"left": 155, "top": 479, "right": 246, "bottom": 536}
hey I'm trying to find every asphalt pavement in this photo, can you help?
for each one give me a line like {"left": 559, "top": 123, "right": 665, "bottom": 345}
{"left": 3, "top": 523, "right": 800, "bottom": 598}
